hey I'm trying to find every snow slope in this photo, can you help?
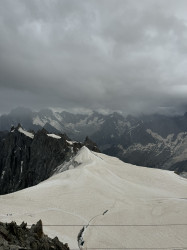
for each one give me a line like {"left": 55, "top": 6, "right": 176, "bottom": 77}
{"left": 18, "top": 127, "right": 34, "bottom": 139}
{"left": 0, "top": 147, "right": 187, "bottom": 249}
{"left": 47, "top": 133, "right": 61, "bottom": 139}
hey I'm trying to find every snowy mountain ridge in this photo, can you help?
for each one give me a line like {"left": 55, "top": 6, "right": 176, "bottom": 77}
{"left": 0, "top": 146, "right": 186, "bottom": 249}
{"left": 0, "top": 125, "right": 100, "bottom": 195}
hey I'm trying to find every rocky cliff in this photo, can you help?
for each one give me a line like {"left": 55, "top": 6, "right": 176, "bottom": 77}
{"left": 0, "top": 220, "right": 69, "bottom": 250}
{"left": 0, "top": 124, "right": 99, "bottom": 195}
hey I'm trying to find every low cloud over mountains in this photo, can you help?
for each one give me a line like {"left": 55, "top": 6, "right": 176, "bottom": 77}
{"left": 0, "top": 0, "right": 187, "bottom": 114}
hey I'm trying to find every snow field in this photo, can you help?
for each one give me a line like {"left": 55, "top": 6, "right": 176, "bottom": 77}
{"left": 0, "top": 147, "right": 186, "bottom": 249}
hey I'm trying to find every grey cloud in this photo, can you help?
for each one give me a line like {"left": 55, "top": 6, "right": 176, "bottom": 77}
{"left": 0, "top": 0, "right": 187, "bottom": 115}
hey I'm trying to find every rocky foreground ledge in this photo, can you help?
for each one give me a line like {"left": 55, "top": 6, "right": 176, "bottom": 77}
{"left": 0, "top": 220, "right": 70, "bottom": 250}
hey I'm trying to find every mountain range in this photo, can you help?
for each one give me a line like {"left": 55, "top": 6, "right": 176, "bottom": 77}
{"left": 0, "top": 107, "right": 187, "bottom": 175}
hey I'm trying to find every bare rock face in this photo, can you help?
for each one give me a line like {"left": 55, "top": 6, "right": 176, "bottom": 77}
{"left": 30, "top": 220, "right": 43, "bottom": 238}
{"left": 0, "top": 220, "right": 70, "bottom": 250}
{"left": 84, "top": 136, "right": 100, "bottom": 153}
{"left": 0, "top": 125, "right": 100, "bottom": 195}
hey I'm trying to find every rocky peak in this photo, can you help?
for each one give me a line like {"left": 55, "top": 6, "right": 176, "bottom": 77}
{"left": 16, "top": 123, "right": 22, "bottom": 129}
{"left": 10, "top": 123, "right": 22, "bottom": 132}
{"left": 59, "top": 133, "right": 69, "bottom": 141}
{"left": 0, "top": 220, "right": 70, "bottom": 250}
{"left": 10, "top": 125, "right": 15, "bottom": 132}
{"left": 84, "top": 136, "right": 100, "bottom": 153}
{"left": 0, "top": 125, "right": 100, "bottom": 195}
{"left": 36, "top": 127, "right": 48, "bottom": 135}
{"left": 31, "top": 220, "right": 43, "bottom": 238}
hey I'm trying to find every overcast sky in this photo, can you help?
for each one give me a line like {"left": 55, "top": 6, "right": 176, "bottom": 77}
{"left": 0, "top": 0, "right": 187, "bottom": 115}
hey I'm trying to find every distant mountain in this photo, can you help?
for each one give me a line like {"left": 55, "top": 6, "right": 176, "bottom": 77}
{"left": 105, "top": 129, "right": 187, "bottom": 174}
{"left": 0, "top": 123, "right": 99, "bottom": 195}
{"left": 0, "top": 107, "right": 186, "bottom": 174}
{"left": 0, "top": 107, "right": 106, "bottom": 141}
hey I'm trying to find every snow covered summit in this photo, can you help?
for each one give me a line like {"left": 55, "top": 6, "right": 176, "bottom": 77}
{"left": 73, "top": 146, "right": 101, "bottom": 164}
{"left": 0, "top": 147, "right": 186, "bottom": 249}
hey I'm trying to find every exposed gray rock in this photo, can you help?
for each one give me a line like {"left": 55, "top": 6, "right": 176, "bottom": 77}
{"left": 0, "top": 220, "right": 70, "bottom": 250}
{"left": 84, "top": 136, "right": 100, "bottom": 153}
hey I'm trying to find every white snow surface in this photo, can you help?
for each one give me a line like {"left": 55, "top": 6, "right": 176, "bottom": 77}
{"left": 0, "top": 147, "right": 187, "bottom": 249}
{"left": 18, "top": 127, "right": 34, "bottom": 139}
{"left": 47, "top": 134, "right": 61, "bottom": 139}
{"left": 33, "top": 115, "right": 46, "bottom": 127}
{"left": 66, "top": 140, "right": 77, "bottom": 145}
{"left": 33, "top": 115, "right": 63, "bottom": 132}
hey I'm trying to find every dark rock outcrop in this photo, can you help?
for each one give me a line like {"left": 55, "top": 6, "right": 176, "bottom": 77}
{"left": 0, "top": 125, "right": 100, "bottom": 195}
{"left": 84, "top": 136, "right": 100, "bottom": 153}
{"left": 0, "top": 220, "right": 70, "bottom": 250}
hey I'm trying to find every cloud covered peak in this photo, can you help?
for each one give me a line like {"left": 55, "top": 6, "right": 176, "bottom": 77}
{"left": 0, "top": 0, "right": 187, "bottom": 115}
